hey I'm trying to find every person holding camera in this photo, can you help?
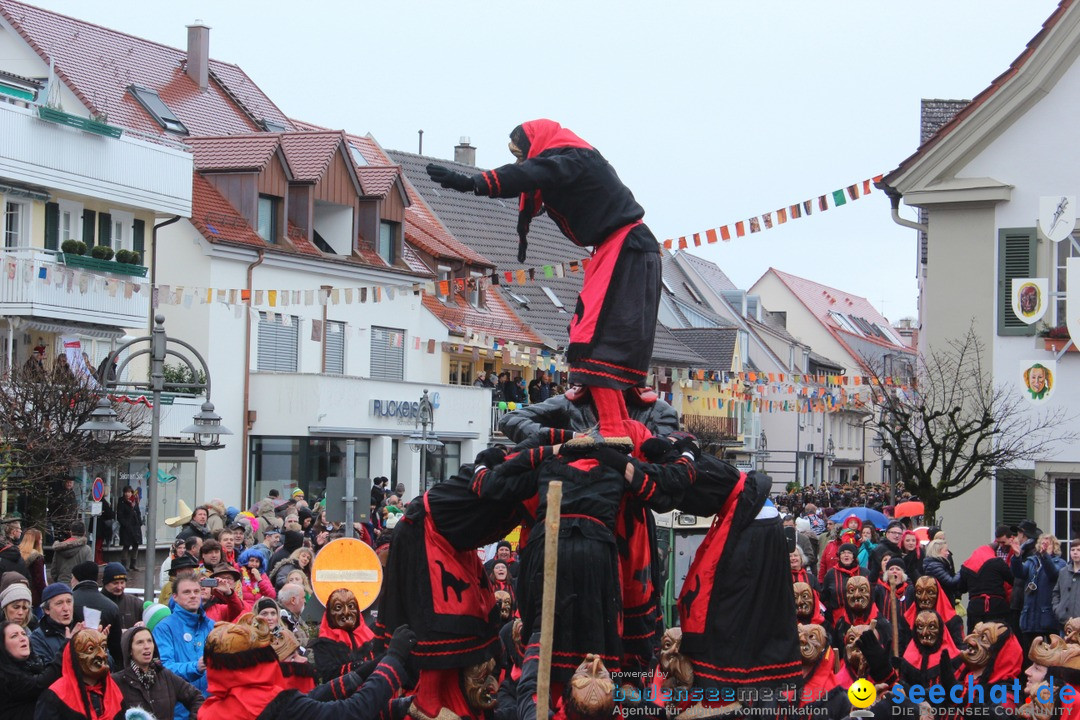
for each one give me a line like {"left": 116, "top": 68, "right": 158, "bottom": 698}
{"left": 200, "top": 564, "right": 244, "bottom": 623}
{"left": 1011, "top": 525, "right": 1065, "bottom": 664}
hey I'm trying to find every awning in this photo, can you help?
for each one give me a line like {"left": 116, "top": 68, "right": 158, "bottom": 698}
{"left": 16, "top": 318, "right": 126, "bottom": 340}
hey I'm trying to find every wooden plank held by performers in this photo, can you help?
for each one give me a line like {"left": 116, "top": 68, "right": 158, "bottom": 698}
{"left": 311, "top": 537, "right": 383, "bottom": 610}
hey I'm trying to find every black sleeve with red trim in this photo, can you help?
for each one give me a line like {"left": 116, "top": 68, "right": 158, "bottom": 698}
{"left": 498, "top": 399, "right": 574, "bottom": 444}
{"left": 516, "top": 638, "right": 541, "bottom": 720}
{"left": 308, "top": 667, "right": 366, "bottom": 701}
{"left": 473, "top": 154, "right": 588, "bottom": 199}
{"left": 470, "top": 446, "right": 553, "bottom": 500}
{"left": 625, "top": 452, "right": 696, "bottom": 513}
{"left": 258, "top": 654, "right": 408, "bottom": 720}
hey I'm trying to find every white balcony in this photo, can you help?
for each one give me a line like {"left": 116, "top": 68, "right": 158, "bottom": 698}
{"left": 0, "top": 247, "right": 149, "bottom": 328}
{"left": 0, "top": 102, "right": 192, "bottom": 215}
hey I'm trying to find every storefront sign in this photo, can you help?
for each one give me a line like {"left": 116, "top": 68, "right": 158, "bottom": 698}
{"left": 369, "top": 392, "right": 441, "bottom": 419}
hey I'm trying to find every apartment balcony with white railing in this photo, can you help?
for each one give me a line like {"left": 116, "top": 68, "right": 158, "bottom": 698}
{"left": 0, "top": 101, "right": 192, "bottom": 215}
{"left": 0, "top": 247, "right": 149, "bottom": 328}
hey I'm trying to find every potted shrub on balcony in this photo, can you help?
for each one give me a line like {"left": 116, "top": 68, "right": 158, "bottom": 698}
{"left": 59, "top": 244, "right": 147, "bottom": 277}
{"left": 90, "top": 245, "right": 114, "bottom": 260}
{"left": 60, "top": 239, "right": 87, "bottom": 256}
{"left": 1038, "top": 323, "right": 1076, "bottom": 352}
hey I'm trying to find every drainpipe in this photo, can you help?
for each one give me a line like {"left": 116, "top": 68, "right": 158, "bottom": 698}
{"left": 884, "top": 187, "right": 927, "bottom": 233}
{"left": 240, "top": 249, "right": 265, "bottom": 508}
{"left": 151, "top": 216, "right": 182, "bottom": 336}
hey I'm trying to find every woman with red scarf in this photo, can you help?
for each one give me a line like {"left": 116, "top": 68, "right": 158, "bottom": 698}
{"left": 427, "top": 119, "right": 662, "bottom": 441}
{"left": 822, "top": 542, "right": 868, "bottom": 623}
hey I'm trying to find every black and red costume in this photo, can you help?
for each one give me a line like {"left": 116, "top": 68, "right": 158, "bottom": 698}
{"left": 902, "top": 578, "right": 964, "bottom": 648}
{"left": 378, "top": 468, "right": 526, "bottom": 670}
{"left": 675, "top": 458, "right": 801, "bottom": 694}
{"left": 821, "top": 545, "right": 868, "bottom": 622}
{"left": 898, "top": 611, "right": 961, "bottom": 688}
{"left": 961, "top": 544, "right": 1015, "bottom": 632}
{"left": 832, "top": 596, "right": 893, "bottom": 654}
{"left": 952, "top": 626, "right": 1023, "bottom": 712}
{"left": 309, "top": 612, "right": 376, "bottom": 684}
{"left": 470, "top": 434, "right": 694, "bottom": 685}
{"left": 33, "top": 639, "right": 125, "bottom": 720}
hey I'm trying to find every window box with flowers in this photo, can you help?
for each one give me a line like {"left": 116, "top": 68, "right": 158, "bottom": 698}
{"left": 1038, "top": 324, "right": 1078, "bottom": 352}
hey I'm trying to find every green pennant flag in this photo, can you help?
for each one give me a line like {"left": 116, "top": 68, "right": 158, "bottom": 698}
{"left": 543, "top": 265, "right": 554, "bottom": 278}
{"left": 832, "top": 189, "right": 847, "bottom": 207}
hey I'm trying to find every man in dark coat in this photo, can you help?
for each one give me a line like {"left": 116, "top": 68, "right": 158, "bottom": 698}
{"left": 427, "top": 119, "right": 662, "bottom": 439}
{"left": 70, "top": 562, "right": 122, "bottom": 668}
{"left": 30, "top": 583, "right": 78, "bottom": 664}
{"left": 0, "top": 519, "right": 28, "bottom": 580}
{"left": 99, "top": 564, "right": 141, "bottom": 631}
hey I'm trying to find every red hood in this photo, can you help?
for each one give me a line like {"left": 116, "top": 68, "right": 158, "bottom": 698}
{"left": 318, "top": 613, "right": 376, "bottom": 648}
{"left": 520, "top": 120, "right": 592, "bottom": 159}
{"left": 904, "top": 577, "right": 957, "bottom": 628}
{"left": 48, "top": 637, "right": 125, "bottom": 720}
{"left": 201, "top": 654, "right": 285, "bottom": 720}
{"left": 902, "top": 612, "right": 960, "bottom": 672}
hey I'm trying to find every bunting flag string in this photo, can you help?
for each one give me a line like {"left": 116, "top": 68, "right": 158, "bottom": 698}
{"left": 662, "top": 174, "right": 885, "bottom": 251}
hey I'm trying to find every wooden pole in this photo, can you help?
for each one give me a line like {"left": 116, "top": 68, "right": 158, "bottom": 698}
{"left": 889, "top": 575, "right": 900, "bottom": 659}
{"left": 536, "top": 481, "right": 563, "bottom": 720}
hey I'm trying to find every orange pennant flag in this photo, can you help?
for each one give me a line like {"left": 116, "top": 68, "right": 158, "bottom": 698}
{"left": 720, "top": 226, "right": 731, "bottom": 241}
{"left": 735, "top": 221, "right": 746, "bottom": 237}
{"left": 678, "top": 237, "right": 688, "bottom": 250}
{"left": 663, "top": 239, "right": 673, "bottom": 250}
{"left": 693, "top": 233, "right": 702, "bottom": 247}
{"left": 706, "top": 228, "right": 719, "bottom": 244}
{"left": 777, "top": 208, "right": 787, "bottom": 224}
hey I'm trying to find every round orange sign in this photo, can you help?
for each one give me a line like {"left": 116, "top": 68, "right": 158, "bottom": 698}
{"left": 311, "top": 537, "right": 383, "bottom": 610}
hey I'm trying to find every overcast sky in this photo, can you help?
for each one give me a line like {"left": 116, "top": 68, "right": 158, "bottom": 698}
{"left": 26, "top": 1, "right": 1062, "bottom": 321}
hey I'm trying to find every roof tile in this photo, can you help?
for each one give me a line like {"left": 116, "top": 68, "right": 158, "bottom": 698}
{"left": 187, "top": 134, "right": 280, "bottom": 172}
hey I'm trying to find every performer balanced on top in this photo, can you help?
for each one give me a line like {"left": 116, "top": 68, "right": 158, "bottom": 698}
{"left": 427, "top": 119, "right": 662, "bottom": 441}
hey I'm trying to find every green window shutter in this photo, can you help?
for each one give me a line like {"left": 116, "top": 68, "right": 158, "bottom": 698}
{"left": 997, "top": 227, "right": 1037, "bottom": 336}
{"left": 132, "top": 219, "right": 145, "bottom": 264}
{"left": 44, "top": 202, "right": 59, "bottom": 251}
{"left": 996, "top": 469, "right": 1034, "bottom": 527}
{"left": 98, "top": 212, "right": 112, "bottom": 249}
{"left": 82, "top": 209, "right": 96, "bottom": 248}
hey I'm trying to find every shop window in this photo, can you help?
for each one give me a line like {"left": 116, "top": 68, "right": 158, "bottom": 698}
{"left": 119, "top": 458, "right": 197, "bottom": 542}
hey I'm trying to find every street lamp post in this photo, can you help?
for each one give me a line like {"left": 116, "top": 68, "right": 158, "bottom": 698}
{"left": 757, "top": 429, "right": 769, "bottom": 471}
{"left": 405, "top": 389, "right": 442, "bottom": 494}
{"left": 77, "top": 315, "right": 231, "bottom": 602}
{"left": 825, "top": 435, "right": 836, "bottom": 485}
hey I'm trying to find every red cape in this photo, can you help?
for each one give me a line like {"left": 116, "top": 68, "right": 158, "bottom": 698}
{"left": 200, "top": 651, "right": 285, "bottom": 720}
{"left": 48, "top": 639, "right": 125, "bottom": 720}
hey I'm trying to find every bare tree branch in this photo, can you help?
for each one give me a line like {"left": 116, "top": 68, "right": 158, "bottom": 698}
{"left": 865, "top": 324, "right": 1074, "bottom": 522}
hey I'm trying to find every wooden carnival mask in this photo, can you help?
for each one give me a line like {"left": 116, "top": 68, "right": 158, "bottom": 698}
{"left": 960, "top": 622, "right": 1008, "bottom": 668}
{"left": 658, "top": 627, "right": 693, "bottom": 690}
{"left": 206, "top": 612, "right": 273, "bottom": 655}
{"left": 567, "top": 654, "right": 615, "bottom": 720}
{"left": 1065, "top": 617, "right": 1080, "bottom": 645}
{"left": 799, "top": 624, "right": 829, "bottom": 666}
{"left": 327, "top": 588, "right": 360, "bottom": 631}
{"left": 844, "top": 622, "right": 876, "bottom": 678}
{"left": 914, "top": 611, "right": 942, "bottom": 649}
{"left": 461, "top": 657, "right": 499, "bottom": 711}
{"left": 73, "top": 629, "right": 110, "bottom": 684}
{"left": 914, "top": 576, "right": 938, "bottom": 612}
{"left": 845, "top": 576, "right": 871, "bottom": 612}
{"left": 793, "top": 582, "right": 815, "bottom": 620}
{"left": 494, "top": 591, "right": 512, "bottom": 621}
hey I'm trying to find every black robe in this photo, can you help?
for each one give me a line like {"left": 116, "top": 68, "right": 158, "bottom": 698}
{"left": 675, "top": 462, "right": 801, "bottom": 691}
{"left": 472, "top": 444, "right": 693, "bottom": 684}
{"left": 472, "top": 121, "right": 661, "bottom": 390}
{"left": 377, "top": 469, "right": 525, "bottom": 669}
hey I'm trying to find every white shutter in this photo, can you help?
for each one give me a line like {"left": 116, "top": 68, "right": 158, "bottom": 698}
{"left": 258, "top": 313, "right": 298, "bottom": 372}
{"left": 326, "top": 321, "right": 345, "bottom": 375}
{"left": 370, "top": 326, "right": 404, "bottom": 380}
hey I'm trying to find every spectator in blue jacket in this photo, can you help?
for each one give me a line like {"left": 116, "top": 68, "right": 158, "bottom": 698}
{"left": 153, "top": 575, "right": 213, "bottom": 720}
{"left": 28, "top": 583, "right": 77, "bottom": 664}
{"left": 1013, "top": 532, "right": 1066, "bottom": 655}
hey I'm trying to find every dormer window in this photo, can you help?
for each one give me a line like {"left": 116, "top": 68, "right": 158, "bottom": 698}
{"left": 257, "top": 195, "right": 279, "bottom": 244}
{"left": 437, "top": 266, "right": 451, "bottom": 301}
{"left": 469, "top": 271, "right": 484, "bottom": 308}
{"left": 260, "top": 119, "right": 288, "bottom": 133}
{"left": 378, "top": 221, "right": 398, "bottom": 264}
{"left": 127, "top": 85, "right": 188, "bottom": 134}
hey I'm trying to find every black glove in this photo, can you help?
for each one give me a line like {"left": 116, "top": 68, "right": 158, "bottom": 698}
{"left": 387, "top": 624, "right": 417, "bottom": 661}
{"left": 592, "top": 447, "right": 632, "bottom": 475}
{"left": 640, "top": 437, "right": 675, "bottom": 463}
{"left": 426, "top": 164, "right": 474, "bottom": 192}
{"left": 857, "top": 629, "right": 891, "bottom": 682}
{"left": 938, "top": 650, "right": 957, "bottom": 692}
{"left": 667, "top": 431, "right": 700, "bottom": 460}
{"left": 475, "top": 446, "right": 507, "bottom": 468}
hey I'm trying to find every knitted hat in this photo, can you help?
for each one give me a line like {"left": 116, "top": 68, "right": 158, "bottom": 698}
{"left": 103, "top": 562, "right": 127, "bottom": 585}
{"left": 142, "top": 601, "right": 171, "bottom": 631}
{"left": 886, "top": 557, "right": 907, "bottom": 572}
{"left": 0, "top": 582, "right": 31, "bottom": 609}
{"left": 0, "top": 571, "right": 29, "bottom": 593}
{"left": 41, "top": 582, "right": 72, "bottom": 605}
{"left": 838, "top": 542, "right": 858, "bottom": 557}
{"left": 291, "top": 489, "right": 304, "bottom": 498}
{"left": 72, "top": 561, "right": 99, "bottom": 583}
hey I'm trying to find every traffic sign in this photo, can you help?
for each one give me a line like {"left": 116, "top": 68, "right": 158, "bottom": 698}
{"left": 311, "top": 537, "right": 383, "bottom": 610}
{"left": 91, "top": 477, "right": 105, "bottom": 502}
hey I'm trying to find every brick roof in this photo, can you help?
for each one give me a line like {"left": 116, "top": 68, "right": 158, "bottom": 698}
{"left": 0, "top": 0, "right": 293, "bottom": 138}
{"left": 420, "top": 292, "right": 542, "bottom": 346}
{"left": 278, "top": 131, "right": 348, "bottom": 183}
{"left": 357, "top": 166, "right": 400, "bottom": 197}
{"left": 883, "top": 0, "right": 1071, "bottom": 185}
{"left": 187, "top": 134, "right": 280, "bottom": 172}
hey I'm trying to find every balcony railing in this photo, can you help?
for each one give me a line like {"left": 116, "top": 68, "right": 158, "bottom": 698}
{"left": 0, "top": 101, "right": 191, "bottom": 215}
{"left": 683, "top": 414, "right": 741, "bottom": 443}
{"left": 0, "top": 247, "right": 149, "bottom": 328}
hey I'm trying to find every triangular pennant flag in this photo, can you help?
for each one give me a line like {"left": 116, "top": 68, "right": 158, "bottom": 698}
{"left": 735, "top": 221, "right": 746, "bottom": 237}
{"left": 790, "top": 204, "right": 801, "bottom": 219}
{"left": 762, "top": 213, "right": 772, "bottom": 230}
{"left": 776, "top": 208, "right": 787, "bottom": 224}
{"left": 749, "top": 217, "right": 761, "bottom": 233}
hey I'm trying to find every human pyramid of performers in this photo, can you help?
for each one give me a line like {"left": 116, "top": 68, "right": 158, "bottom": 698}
{"left": 16, "top": 121, "right": 1080, "bottom": 720}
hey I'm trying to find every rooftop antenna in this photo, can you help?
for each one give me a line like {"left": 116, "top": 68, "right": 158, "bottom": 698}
{"left": 418, "top": 129, "right": 423, "bottom": 155}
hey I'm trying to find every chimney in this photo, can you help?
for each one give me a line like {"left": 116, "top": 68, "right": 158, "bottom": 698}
{"left": 186, "top": 20, "right": 210, "bottom": 92}
{"left": 454, "top": 136, "right": 476, "bottom": 166}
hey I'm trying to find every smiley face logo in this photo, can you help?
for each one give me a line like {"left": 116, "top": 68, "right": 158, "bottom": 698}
{"left": 848, "top": 678, "right": 876, "bottom": 708}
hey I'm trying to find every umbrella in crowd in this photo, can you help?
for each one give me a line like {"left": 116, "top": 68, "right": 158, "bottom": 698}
{"left": 893, "top": 500, "right": 925, "bottom": 518}
{"left": 829, "top": 506, "right": 889, "bottom": 529}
